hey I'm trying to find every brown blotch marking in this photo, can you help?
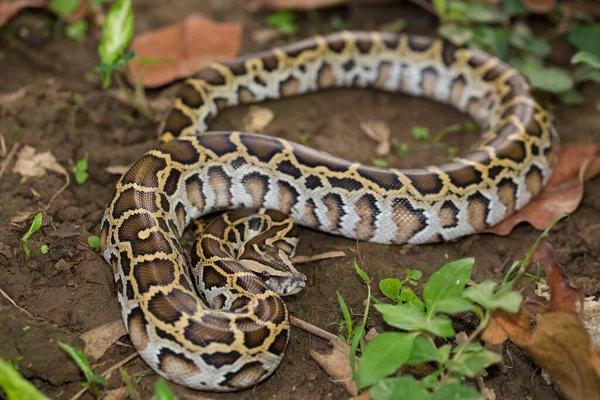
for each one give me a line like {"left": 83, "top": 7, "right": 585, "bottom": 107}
{"left": 196, "top": 67, "right": 226, "bottom": 85}
{"left": 201, "top": 351, "right": 241, "bottom": 368}
{"left": 356, "top": 165, "right": 402, "bottom": 190}
{"left": 162, "top": 140, "right": 200, "bottom": 165}
{"left": 125, "top": 279, "right": 134, "bottom": 300}
{"left": 441, "top": 161, "right": 482, "bottom": 189}
{"left": 186, "top": 175, "right": 206, "bottom": 212}
{"left": 328, "top": 176, "right": 363, "bottom": 191}
{"left": 466, "top": 192, "right": 490, "bottom": 231}
{"left": 327, "top": 34, "right": 346, "bottom": 53}
{"left": 373, "top": 61, "right": 393, "bottom": 89}
{"left": 162, "top": 108, "right": 193, "bottom": 138}
{"left": 494, "top": 138, "right": 527, "bottom": 164}
{"left": 184, "top": 317, "right": 235, "bottom": 347}
{"left": 381, "top": 32, "right": 399, "bottom": 49}
{"left": 420, "top": 67, "right": 439, "bottom": 98}
{"left": 148, "top": 289, "right": 198, "bottom": 324}
{"left": 391, "top": 198, "right": 427, "bottom": 244}
{"left": 242, "top": 172, "right": 269, "bottom": 207}
{"left": 197, "top": 132, "right": 236, "bottom": 157}
{"left": 292, "top": 144, "right": 350, "bottom": 173}
{"left": 467, "top": 93, "right": 492, "bottom": 117}
{"left": 404, "top": 171, "right": 444, "bottom": 196}
{"left": 439, "top": 200, "right": 459, "bottom": 228}
{"left": 238, "top": 86, "right": 256, "bottom": 104}
{"left": 280, "top": 76, "right": 300, "bottom": 97}
{"left": 200, "top": 265, "right": 228, "bottom": 290}
{"left": 120, "top": 251, "right": 132, "bottom": 275}
{"left": 408, "top": 35, "right": 434, "bottom": 52}
{"left": 164, "top": 169, "right": 181, "bottom": 196}
{"left": 450, "top": 75, "right": 466, "bottom": 106}
{"left": 178, "top": 82, "right": 204, "bottom": 109}
{"left": 277, "top": 181, "right": 299, "bottom": 214}
{"left": 240, "top": 134, "right": 284, "bottom": 162}
{"left": 133, "top": 259, "right": 176, "bottom": 294}
{"left": 467, "top": 49, "right": 490, "bottom": 69}
{"left": 303, "top": 198, "right": 320, "bottom": 228}
{"left": 525, "top": 165, "right": 543, "bottom": 196}
{"left": 122, "top": 155, "right": 167, "bottom": 188}
{"left": 441, "top": 43, "right": 457, "bottom": 67}
{"left": 127, "top": 308, "right": 150, "bottom": 350}
{"left": 175, "top": 202, "right": 187, "bottom": 229}
{"left": 356, "top": 37, "right": 373, "bottom": 53}
{"left": 262, "top": 52, "right": 279, "bottom": 71}
{"left": 101, "top": 220, "right": 109, "bottom": 251}
{"left": 236, "top": 317, "right": 271, "bottom": 349}
{"left": 268, "top": 329, "right": 289, "bottom": 356}
{"left": 317, "top": 63, "right": 336, "bottom": 89}
{"left": 118, "top": 214, "right": 172, "bottom": 255}
{"left": 231, "top": 296, "right": 251, "bottom": 311}
{"left": 224, "top": 361, "right": 268, "bottom": 389}
{"left": 234, "top": 274, "right": 266, "bottom": 296}
{"left": 525, "top": 116, "right": 543, "bottom": 138}
{"left": 497, "top": 178, "right": 517, "bottom": 217}
{"left": 322, "top": 193, "right": 345, "bottom": 231}
{"left": 113, "top": 188, "right": 158, "bottom": 218}
{"left": 256, "top": 295, "right": 286, "bottom": 325}
{"left": 215, "top": 97, "right": 229, "bottom": 111}
{"left": 158, "top": 349, "right": 201, "bottom": 379}
{"left": 285, "top": 39, "right": 318, "bottom": 58}
{"left": 225, "top": 59, "right": 247, "bottom": 76}
{"left": 208, "top": 166, "right": 232, "bottom": 208}
{"left": 482, "top": 62, "right": 510, "bottom": 82}
{"left": 353, "top": 194, "right": 378, "bottom": 241}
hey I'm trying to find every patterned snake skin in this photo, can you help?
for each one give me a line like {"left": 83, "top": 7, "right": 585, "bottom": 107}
{"left": 100, "top": 31, "right": 559, "bottom": 391}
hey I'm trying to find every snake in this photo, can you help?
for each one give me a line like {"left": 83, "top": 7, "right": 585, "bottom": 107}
{"left": 100, "top": 31, "right": 559, "bottom": 391}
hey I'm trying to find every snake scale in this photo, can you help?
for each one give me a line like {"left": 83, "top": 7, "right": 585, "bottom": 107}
{"left": 100, "top": 31, "right": 559, "bottom": 391}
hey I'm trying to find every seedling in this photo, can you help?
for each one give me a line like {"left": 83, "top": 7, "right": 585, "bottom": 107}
{"left": 0, "top": 357, "right": 48, "bottom": 400}
{"left": 266, "top": 11, "right": 297, "bottom": 37}
{"left": 373, "top": 158, "right": 389, "bottom": 168}
{"left": 49, "top": 0, "right": 88, "bottom": 42}
{"left": 119, "top": 368, "right": 141, "bottom": 400}
{"left": 154, "top": 378, "right": 176, "bottom": 400}
{"left": 40, "top": 244, "right": 49, "bottom": 255}
{"left": 88, "top": 235, "right": 101, "bottom": 251}
{"left": 58, "top": 341, "right": 107, "bottom": 398}
{"left": 411, "top": 122, "right": 475, "bottom": 158}
{"left": 300, "top": 134, "right": 311, "bottom": 144}
{"left": 21, "top": 213, "right": 43, "bottom": 261}
{"left": 73, "top": 159, "right": 89, "bottom": 184}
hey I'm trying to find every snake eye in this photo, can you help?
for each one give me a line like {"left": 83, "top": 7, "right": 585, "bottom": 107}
{"left": 259, "top": 271, "right": 270, "bottom": 281}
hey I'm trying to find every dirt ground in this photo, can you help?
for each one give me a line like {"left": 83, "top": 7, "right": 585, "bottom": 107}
{"left": 0, "top": 1, "right": 599, "bottom": 399}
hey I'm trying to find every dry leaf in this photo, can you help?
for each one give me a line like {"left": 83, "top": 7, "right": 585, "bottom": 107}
{"left": 487, "top": 143, "right": 600, "bottom": 236}
{"left": 80, "top": 319, "right": 127, "bottom": 361}
{"left": 520, "top": 0, "right": 557, "bottom": 13}
{"left": 360, "top": 120, "right": 391, "bottom": 156}
{"left": 310, "top": 338, "right": 358, "bottom": 396}
{"left": 241, "top": 106, "right": 275, "bottom": 132}
{"left": 103, "top": 387, "right": 127, "bottom": 400}
{"left": 0, "top": 0, "right": 46, "bottom": 28}
{"left": 129, "top": 14, "right": 242, "bottom": 88}
{"left": 12, "top": 145, "right": 68, "bottom": 178}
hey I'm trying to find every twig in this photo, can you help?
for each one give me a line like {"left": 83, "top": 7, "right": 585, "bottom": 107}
{"left": 69, "top": 353, "right": 139, "bottom": 400}
{"left": 0, "top": 134, "right": 6, "bottom": 157}
{"left": 0, "top": 142, "right": 20, "bottom": 181}
{"left": 292, "top": 251, "right": 346, "bottom": 264}
{"left": 0, "top": 287, "right": 34, "bottom": 319}
{"left": 290, "top": 315, "right": 340, "bottom": 343}
{"left": 43, "top": 171, "right": 70, "bottom": 211}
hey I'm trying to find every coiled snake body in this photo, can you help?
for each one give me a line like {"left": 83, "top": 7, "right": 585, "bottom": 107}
{"left": 100, "top": 31, "right": 559, "bottom": 391}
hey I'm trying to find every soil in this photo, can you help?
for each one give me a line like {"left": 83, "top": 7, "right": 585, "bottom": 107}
{"left": 0, "top": 1, "right": 599, "bottom": 400}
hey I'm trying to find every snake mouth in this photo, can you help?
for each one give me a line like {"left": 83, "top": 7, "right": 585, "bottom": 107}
{"left": 282, "top": 277, "right": 306, "bottom": 296}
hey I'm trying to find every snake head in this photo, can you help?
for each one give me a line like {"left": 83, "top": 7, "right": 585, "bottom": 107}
{"left": 239, "top": 245, "right": 307, "bottom": 296}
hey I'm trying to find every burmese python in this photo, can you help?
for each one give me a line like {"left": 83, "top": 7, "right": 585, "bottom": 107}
{"left": 100, "top": 31, "right": 559, "bottom": 391}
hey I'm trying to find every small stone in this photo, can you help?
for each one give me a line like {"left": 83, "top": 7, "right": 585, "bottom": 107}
{"left": 67, "top": 279, "right": 75, "bottom": 287}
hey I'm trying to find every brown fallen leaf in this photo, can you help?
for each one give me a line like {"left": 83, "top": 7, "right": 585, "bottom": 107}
{"left": 482, "top": 241, "right": 600, "bottom": 400}
{"left": 80, "top": 319, "right": 127, "bottom": 361}
{"left": 487, "top": 143, "right": 600, "bottom": 236}
{"left": 360, "top": 120, "right": 391, "bottom": 156}
{"left": 0, "top": 0, "right": 46, "bottom": 28}
{"left": 241, "top": 106, "right": 275, "bottom": 132}
{"left": 520, "top": 0, "right": 557, "bottom": 13}
{"left": 12, "top": 145, "right": 68, "bottom": 179}
{"left": 129, "top": 14, "right": 242, "bottom": 88}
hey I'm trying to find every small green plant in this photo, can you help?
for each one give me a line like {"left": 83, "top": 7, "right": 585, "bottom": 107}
{"left": 58, "top": 342, "right": 107, "bottom": 398}
{"left": 373, "top": 158, "right": 389, "bottom": 168}
{"left": 330, "top": 15, "right": 350, "bottom": 30}
{"left": 21, "top": 213, "right": 43, "bottom": 261}
{"left": 22, "top": 326, "right": 31, "bottom": 332}
{"left": 40, "top": 244, "right": 49, "bottom": 255}
{"left": 266, "top": 11, "right": 297, "bottom": 36}
{"left": 411, "top": 122, "right": 475, "bottom": 158}
{"left": 0, "top": 357, "right": 48, "bottom": 400}
{"left": 70, "top": 92, "right": 83, "bottom": 130}
{"left": 391, "top": 138, "right": 408, "bottom": 157}
{"left": 73, "top": 159, "right": 89, "bottom": 184}
{"left": 154, "top": 378, "right": 176, "bottom": 400}
{"left": 49, "top": 0, "right": 88, "bottom": 42}
{"left": 119, "top": 368, "right": 141, "bottom": 400}
{"left": 300, "top": 134, "right": 311, "bottom": 144}
{"left": 88, "top": 235, "right": 101, "bottom": 251}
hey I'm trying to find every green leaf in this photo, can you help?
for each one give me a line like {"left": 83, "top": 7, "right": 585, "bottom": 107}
{"left": 464, "top": 3, "right": 499, "bottom": 23}
{"left": 354, "top": 260, "right": 370, "bottom": 283}
{"left": 571, "top": 51, "right": 600, "bottom": 68}
{"left": 432, "top": 382, "right": 483, "bottom": 400}
{"left": 400, "top": 287, "right": 425, "bottom": 311}
{"left": 373, "top": 158, "right": 389, "bottom": 168}
{"left": 380, "top": 278, "right": 403, "bottom": 301}
{"left": 408, "top": 269, "right": 423, "bottom": 280}
{"left": 337, "top": 291, "right": 353, "bottom": 340}
{"left": 358, "top": 332, "right": 418, "bottom": 388}
{"left": 99, "top": 0, "right": 134, "bottom": 66}
{"left": 88, "top": 236, "right": 102, "bottom": 251}
{"left": 369, "top": 376, "right": 431, "bottom": 400}
{"left": 438, "top": 24, "right": 473, "bottom": 46}
{"left": 569, "top": 25, "right": 600, "bottom": 54}
{"left": 154, "top": 378, "right": 176, "bottom": 400}
{"left": 420, "top": 371, "right": 441, "bottom": 390}
{"left": 526, "top": 67, "right": 573, "bottom": 93}
{"left": 446, "top": 349, "right": 501, "bottom": 378}
{"left": 66, "top": 20, "right": 88, "bottom": 42}
{"left": 559, "top": 90, "right": 584, "bottom": 105}
{"left": 462, "top": 280, "right": 522, "bottom": 313}
{"left": 58, "top": 342, "right": 95, "bottom": 383}
{"left": 434, "top": 297, "right": 477, "bottom": 315}
{"left": 21, "top": 213, "right": 43, "bottom": 262}
{"left": 406, "top": 336, "right": 441, "bottom": 365}
{"left": 40, "top": 244, "right": 49, "bottom": 255}
{"left": 453, "top": 342, "right": 484, "bottom": 354}
{"left": 375, "top": 304, "right": 455, "bottom": 337}
{"left": 472, "top": 26, "right": 509, "bottom": 60}
{"left": 350, "top": 322, "right": 365, "bottom": 379}
{"left": 49, "top": 0, "right": 80, "bottom": 15}
{"left": 0, "top": 357, "right": 50, "bottom": 400}
{"left": 411, "top": 126, "right": 430, "bottom": 140}
{"left": 503, "top": 0, "right": 529, "bottom": 17}
{"left": 72, "top": 159, "right": 89, "bottom": 184}
{"left": 266, "top": 11, "right": 297, "bottom": 36}
{"left": 423, "top": 258, "right": 473, "bottom": 315}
